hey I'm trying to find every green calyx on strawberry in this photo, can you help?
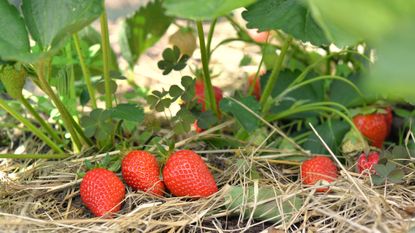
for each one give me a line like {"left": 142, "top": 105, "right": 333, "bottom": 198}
{"left": 352, "top": 106, "right": 393, "bottom": 148}
{"left": 163, "top": 150, "right": 218, "bottom": 197}
{"left": 121, "top": 150, "right": 165, "bottom": 196}
{"left": 357, "top": 151, "right": 379, "bottom": 174}
{"left": 169, "top": 27, "right": 197, "bottom": 56}
{"left": 0, "top": 64, "right": 26, "bottom": 100}
{"left": 301, "top": 156, "right": 338, "bottom": 192}
{"left": 80, "top": 168, "right": 125, "bottom": 217}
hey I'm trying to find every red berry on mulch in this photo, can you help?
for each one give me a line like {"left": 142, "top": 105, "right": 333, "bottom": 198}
{"left": 80, "top": 168, "right": 125, "bottom": 217}
{"left": 163, "top": 150, "right": 218, "bottom": 197}
{"left": 121, "top": 150, "right": 165, "bottom": 196}
{"left": 301, "top": 156, "right": 338, "bottom": 192}
{"left": 357, "top": 152, "right": 380, "bottom": 174}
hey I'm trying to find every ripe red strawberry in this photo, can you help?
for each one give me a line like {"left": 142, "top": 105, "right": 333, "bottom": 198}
{"left": 353, "top": 112, "right": 390, "bottom": 148}
{"left": 385, "top": 107, "right": 393, "bottom": 135}
{"left": 121, "top": 150, "right": 165, "bottom": 196}
{"left": 385, "top": 107, "right": 393, "bottom": 127}
{"left": 80, "top": 168, "right": 125, "bottom": 217}
{"left": 357, "top": 152, "right": 379, "bottom": 174}
{"left": 301, "top": 156, "right": 338, "bottom": 192}
{"left": 163, "top": 150, "right": 218, "bottom": 197}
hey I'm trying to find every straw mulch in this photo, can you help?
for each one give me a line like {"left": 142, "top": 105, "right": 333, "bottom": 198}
{"left": 1, "top": 128, "right": 415, "bottom": 233}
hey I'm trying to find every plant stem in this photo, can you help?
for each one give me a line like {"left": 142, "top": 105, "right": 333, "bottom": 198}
{"left": 206, "top": 18, "right": 217, "bottom": 61}
{"left": 0, "top": 98, "right": 63, "bottom": 153}
{"left": 196, "top": 21, "right": 218, "bottom": 116}
{"left": 0, "top": 153, "right": 68, "bottom": 159}
{"left": 65, "top": 43, "right": 76, "bottom": 101}
{"left": 36, "top": 61, "right": 82, "bottom": 150}
{"left": 260, "top": 36, "right": 292, "bottom": 110}
{"left": 73, "top": 33, "right": 97, "bottom": 108}
{"left": 70, "top": 116, "right": 93, "bottom": 146}
{"left": 20, "top": 97, "right": 63, "bottom": 144}
{"left": 100, "top": 9, "right": 113, "bottom": 109}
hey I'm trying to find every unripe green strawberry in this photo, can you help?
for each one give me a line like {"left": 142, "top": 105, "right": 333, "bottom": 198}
{"left": 163, "top": 150, "right": 218, "bottom": 197}
{"left": 80, "top": 168, "right": 125, "bottom": 217}
{"left": 301, "top": 156, "right": 338, "bottom": 192}
{"left": 121, "top": 150, "right": 165, "bottom": 196}
{"left": 169, "top": 28, "right": 197, "bottom": 56}
{"left": 0, "top": 65, "right": 26, "bottom": 99}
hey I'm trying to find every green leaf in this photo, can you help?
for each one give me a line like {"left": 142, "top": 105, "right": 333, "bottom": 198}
{"left": 372, "top": 175, "right": 385, "bottom": 185}
{"left": 374, "top": 164, "right": 387, "bottom": 177}
{"left": 225, "top": 185, "right": 303, "bottom": 223}
{"left": 239, "top": 54, "right": 252, "bottom": 67}
{"left": 80, "top": 109, "right": 113, "bottom": 141}
{"left": 391, "top": 145, "right": 411, "bottom": 161}
{"left": 303, "top": 119, "right": 350, "bottom": 155}
{"left": 374, "top": 162, "right": 396, "bottom": 178}
{"left": 388, "top": 169, "right": 404, "bottom": 183}
{"left": 172, "top": 108, "right": 195, "bottom": 134}
{"left": 306, "top": 0, "right": 414, "bottom": 42}
{"left": 110, "top": 103, "right": 144, "bottom": 123}
{"left": 196, "top": 111, "right": 218, "bottom": 130}
{"left": 181, "top": 76, "right": 195, "bottom": 102}
{"left": 220, "top": 96, "right": 260, "bottom": 133}
{"left": 0, "top": 0, "right": 31, "bottom": 62}
{"left": 242, "top": 0, "right": 329, "bottom": 45}
{"left": 79, "top": 88, "right": 90, "bottom": 106}
{"left": 22, "top": 0, "right": 104, "bottom": 50}
{"left": 163, "top": 0, "right": 256, "bottom": 21}
{"left": 119, "top": 0, "right": 172, "bottom": 68}
{"left": 157, "top": 47, "right": 189, "bottom": 75}
{"left": 169, "top": 85, "right": 184, "bottom": 99}
{"left": 96, "top": 79, "right": 117, "bottom": 94}
{"left": 329, "top": 73, "right": 366, "bottom": 107}
{"left": 364, "top": 24, "right": 415, "bottom": 103}
{"left": 305, "top": 0, "right": 415, "bottom": 102}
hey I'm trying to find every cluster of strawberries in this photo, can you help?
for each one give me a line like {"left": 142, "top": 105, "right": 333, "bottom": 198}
{"left": 80, "top": 150, "right": 218, "bottom": 217}
{"left": 301, "top": 107, "right": 393, "bottom": 192}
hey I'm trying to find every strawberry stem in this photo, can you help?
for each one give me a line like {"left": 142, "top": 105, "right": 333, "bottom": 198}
{"left": 260, "top": 35, "right": 292, "bottom": 111}
{"left": 100, "top": 8, "right": 113, "bottom": 109}
{"left": 206, "top": 18, "right": 217, "bottom": 62}
{"left": 196, "top": 21, "right": 219, "bottom": 116}
{"left": 20, "top": 97, "right": 63, "bottom": 145}
{"left": 73, "top": 33, "right": 97, "bottom": 109}
{"left": 0, "top": 98, "right": 64, "bottom": 154}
